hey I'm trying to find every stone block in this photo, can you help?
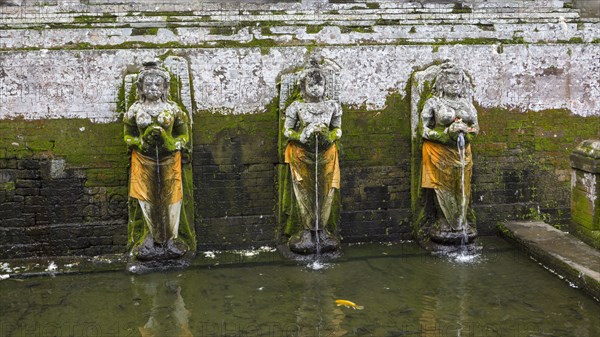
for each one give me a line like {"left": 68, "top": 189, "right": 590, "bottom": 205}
{"left": 570, "top": 140, "right": 600, "bottom": 232}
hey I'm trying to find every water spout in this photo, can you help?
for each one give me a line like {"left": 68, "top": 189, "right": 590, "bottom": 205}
{"left": 457, "top": 132, "right": 468, "bottom": 249}
{"left": 314, "top": 133, "right": 321, "bottom": 259}
{"left": 155, "top": 145, "right": 166, "bottom": 244}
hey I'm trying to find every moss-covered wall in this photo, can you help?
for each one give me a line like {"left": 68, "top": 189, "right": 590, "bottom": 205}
{"left": 472, "top": 107, "right": 600, "bottom": 233}
{"left": 191, "top": 103, "right": 280, "bottom": 250}
{"left": 0, "top": 108, "right": 597, "bottom": 257}
{"left": 0, "top": 119, "right": 128, "bottom": 258}
{"left": 339, "top": 93, "right": 413, "bottom": 242}
{"left": 1, "top": 93, "right": 597, "bottom": 258}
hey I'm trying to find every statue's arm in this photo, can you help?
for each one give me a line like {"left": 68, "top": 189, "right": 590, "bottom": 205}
{"left": 421, "top": 99, "right": 450, "bottom": 144}
{"left": 283, "top": 102, "right": 302, "bottom": 142}
{"left": 328, "top": 102, "right": 342, "bottom": 143}
{"left": 123, "top": 106, "right": 143, "bottom": 151}
{"left": 466, "top": 106, "right": 480, "bottom": 142}
{"left": 170, "top": 105, "right": 190, "bottom": 151}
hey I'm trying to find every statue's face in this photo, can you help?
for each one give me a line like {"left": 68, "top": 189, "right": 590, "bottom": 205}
{"left": 304, "top": 77, "right": 325, "bottom": 100}
{"left": 443, "top": 73, "right": 462, "bottom": 97}
{"left": 142, "top": 75, "right": 165, "bottom": 101}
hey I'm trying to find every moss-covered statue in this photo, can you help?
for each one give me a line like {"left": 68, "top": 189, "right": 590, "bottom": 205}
{"left": 279, "top": 56, "right": 342, "bottom": 256}
{"left": 419, "top": 63, "right": 479, "bottom": 247}
{"left": 123, "top": 60, "right": 196, "bottom": 272}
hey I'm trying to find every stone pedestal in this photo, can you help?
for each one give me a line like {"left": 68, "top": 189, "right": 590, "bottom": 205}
{"left": 570, "top": 140, "right": 600, "bottom": 249}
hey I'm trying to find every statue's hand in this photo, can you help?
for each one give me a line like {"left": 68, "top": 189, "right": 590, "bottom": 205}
{"left": 125, "top": 137, "right": 143, "bottom": 151}
{"left": 142, "top": 126, "right": 164, "bottom": 146}
{"left": 447, "top": 120, "right": 469, "bottom": 141}
{"left": 162, "top": 136, "right": 177, "bottom": 152}
{"left": 284, "top": 128, "right": 301, "bottom": 142}
{"left": 325, "top": 128, "right": 342, "bottom": 144}
{"left": 299, "top": 125, "right": 316, "bottom": 144}
{"left": 301, "top": 124, "right": 328, "bottom": 144}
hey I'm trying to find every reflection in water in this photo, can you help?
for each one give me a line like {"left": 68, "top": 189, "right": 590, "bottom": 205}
{"left": 133, "top": 275, "right": 193, "bottom": 337}
{"left": 295, "top": 269, "right": 347, "bottom": 337}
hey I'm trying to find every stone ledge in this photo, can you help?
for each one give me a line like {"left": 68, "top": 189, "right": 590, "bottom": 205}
{"left": 498, "top": 220, "right": 600, "bottom": 300}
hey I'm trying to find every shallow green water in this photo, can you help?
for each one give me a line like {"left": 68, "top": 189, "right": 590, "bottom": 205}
{"left": 1, "top": 238, "right": 599, "bottom": 337}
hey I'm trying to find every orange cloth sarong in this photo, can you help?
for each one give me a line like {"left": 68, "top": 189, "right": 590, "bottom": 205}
{"left": 421, "top": 140, "right": 472, "bottom": 190}
{"left": 129, "top": 150, "right": 182, "bottom": 205}
{"left": 285, "top": 142, "right": 340, "bottom": 190}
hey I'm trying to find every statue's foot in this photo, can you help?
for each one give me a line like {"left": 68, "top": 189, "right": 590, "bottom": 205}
{"left": 318, "top": 230, "right": 340, "bottom": 253}
{"left": 289, "top": 230, "right": 316, "bottom": 255}
{"left": 166, "top": 238, "right": 187, "bottom": 259}
{"left": 135, "top": 235, "right": 158, "bottom": 261}
{"left": 429, "top": 219, "right": 477, "bottom": 245}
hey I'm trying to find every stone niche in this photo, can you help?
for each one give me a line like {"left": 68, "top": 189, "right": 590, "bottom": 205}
{"left": 570, "top": 140, "right": 600, "bottom": 248}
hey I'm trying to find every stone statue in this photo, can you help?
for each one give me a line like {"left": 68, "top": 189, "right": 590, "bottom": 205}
{"left": 419, "top": 63, "right": 479, "bottom": 246}
{"left": 281, "top": 56, "right": 342, "bottom": 256}
{"left": 123, "top": 60, "right": 196, "bottom": 272}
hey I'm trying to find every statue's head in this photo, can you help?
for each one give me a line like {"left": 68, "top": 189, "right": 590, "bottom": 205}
{"left": 434, "top": 63, "right": 468, "bottom": 98}
{"left": 136, "top": 60, "right": 171, "bottom": 102}
{"left": 299, "top": 57, "right": 326, "bottom": 102}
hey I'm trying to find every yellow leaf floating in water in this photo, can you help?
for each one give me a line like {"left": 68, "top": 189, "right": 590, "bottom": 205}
{"left": 335, "top": 299, "right": 364, "bottom": 310}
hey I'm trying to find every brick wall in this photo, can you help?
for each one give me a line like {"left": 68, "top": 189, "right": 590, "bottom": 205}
{"left": 0, "top": 120, "right": 128, "bottom": 258}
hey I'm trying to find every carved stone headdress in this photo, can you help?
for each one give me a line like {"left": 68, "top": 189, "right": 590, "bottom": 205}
{"left": 433, "top": 63, "right": 470, "bottom": 98}
{"left": 279, "top": 54, "right": 341, "bottom": 110}
{"left": 136, "top": 60, "right": 171, "bottom": 101}
{"left": 298, "top": 56, "right": 326, "bottom": 94}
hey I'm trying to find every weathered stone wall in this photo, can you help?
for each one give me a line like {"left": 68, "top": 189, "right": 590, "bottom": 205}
{"left": 1, "top": 0, "right": 599, "bottom": 258}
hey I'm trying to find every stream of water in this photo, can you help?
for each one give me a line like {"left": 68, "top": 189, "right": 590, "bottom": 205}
{"left": 314, "top": 133, "right": 321, "bottom": 260}
{"left": 457, "top": 132, "right": 468, "bottom": 249}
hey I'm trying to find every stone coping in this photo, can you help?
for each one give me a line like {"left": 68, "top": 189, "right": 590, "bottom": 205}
{"left": 499, "top": 220, "right": 600, "bottom": 301}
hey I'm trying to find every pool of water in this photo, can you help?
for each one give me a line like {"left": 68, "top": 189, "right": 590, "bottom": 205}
{"left": 1, "top": 237, "right": 599, "bottom": 337}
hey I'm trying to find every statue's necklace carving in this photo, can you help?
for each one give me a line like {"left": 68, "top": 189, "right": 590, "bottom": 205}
{"left": 441, "top": 97, "right": 464, "bottom": 110}
{"left": 143, "top": 101, "right": 167, "bottom": 118}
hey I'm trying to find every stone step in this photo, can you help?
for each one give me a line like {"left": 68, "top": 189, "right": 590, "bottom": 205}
{"left": 499, "top": 220, "right": 600, "bottom": 300}
{"left": 0, "top": 1, "right": 578, "bottom": 17}
{"left": 0, "top": 10, "right": 580, "bottom": 27}
{"left": 2, "top": 20, "right": 596, "bottom": 50}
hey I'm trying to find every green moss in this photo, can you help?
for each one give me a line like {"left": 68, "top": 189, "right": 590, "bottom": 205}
{"left": 409, "top": 26, "right": 416, "bottom": 34}
{"left": 306, "top": 25, "right": 324, "bottom": 34}
{"left": 193, "top": 99, "right": 279, "bottom": 145}
{"left": 261, "top": 26, "right": 273, "bottom": 36}
{"left": 374, "top": 19, "right": 398, "bottom": 26}
{"left": 366, "top": 3, "right": 380, "bottom": 9}
{"left": 476, "top": 24, "right": 495, "bottom": 31}
{"left": 1, "top": 181, "right": 16, "bottom": 191}
{"left": 341, "top": 91, "right": 411, "bottom": 167}
{"left": 124, "top": 77, "right": 138, "bottom": 111}
{"left": 0, "top": 119, "right": 127, "bottom": 169}
{"left": 569, "top": 37, "right": 584, "bottom": 43}
{"left": 139, "top": 11, "right": 194, "bottom": 17}
{"left": 340, "top": 26, "right": 374, "bottom": 34}
{"left": 452, "top": 3, "right": 472, "bottom": 14}
{"left": 73, "top": 15, "right": 117, "bottom": 24}
{"left": 209, "top": 26, "right": 236, "bottom": 36}
{"left": 117, "top": 78, "right": 127, "bottom": 114}
{"left": 130, "top": 27, "right": 159, "bottom": 36}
